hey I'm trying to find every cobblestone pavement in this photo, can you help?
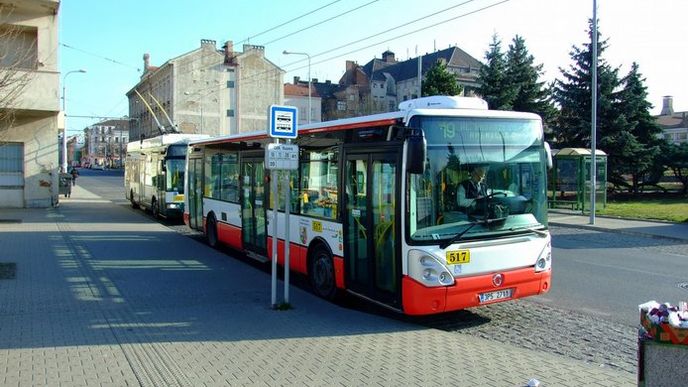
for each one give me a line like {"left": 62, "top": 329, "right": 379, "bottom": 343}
{"left": 0, "top": 186, "right": 638, "bottom": 386}
{"left": 169, "top": 222, "right": 642, "bottom": 375}
{"left": 416, "top": 300, "right": 638, "bottom": 374}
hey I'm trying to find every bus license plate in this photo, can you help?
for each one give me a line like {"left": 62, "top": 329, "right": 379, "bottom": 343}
{"left": 446, "top": 249, "right": 470, "bottom": 265}
{"left": 479, "top": 288, "right": 513, "bottom": 303}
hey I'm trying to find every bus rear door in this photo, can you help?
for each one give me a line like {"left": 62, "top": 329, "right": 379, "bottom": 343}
{"left": 240, "top": 156, "right": 268, "bottom": 258}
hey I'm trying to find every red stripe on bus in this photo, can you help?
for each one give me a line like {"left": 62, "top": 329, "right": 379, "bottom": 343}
{"left": 402, "top": 268, "right": 551, "bottom": 315}
{"left": 264, "top": 237, "right": 343, "bottom": 285}
{"left": 195, "top": 118, "right": 400, "bottom": 146}
{"left": 303, "top": 118, "right": 399, "bottom": 133}
{"left": 217, "top": 222, "right": 242, "bottom": 251}
{"left": 183, "top": 213, "right": 190, "bottom": 227}
{"left": 267, "top": 237, "right": 307, "bottom": 275}
{"left": 333, "top": 256, "right": 344, "bottom": 289}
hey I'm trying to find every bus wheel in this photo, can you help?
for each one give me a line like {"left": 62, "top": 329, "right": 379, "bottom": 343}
{"left": 309, "top": 245, "right": 336, "bottom": 300}
{"left": 206, "top": 214, "right": 218, "bottom": 248}
{"left": 151, "top": 198, "right": 159, "bottom": 218}
{"left": 130, "top": 190, "right": 139, "bottom": 209}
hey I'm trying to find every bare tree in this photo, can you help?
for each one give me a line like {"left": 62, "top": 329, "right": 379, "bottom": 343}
{"left": 0, "top": 4, "right": 37, "bottom": 135}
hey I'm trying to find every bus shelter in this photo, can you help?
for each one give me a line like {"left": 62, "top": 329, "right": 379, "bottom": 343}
{"left": 549, "top": 148, "right": 607, "bottom": 212}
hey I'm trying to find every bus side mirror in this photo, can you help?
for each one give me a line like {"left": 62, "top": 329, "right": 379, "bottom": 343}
{"left": 406, "top": 128, "right": 426, "bottom": 174}
{"left": 544, "top": 142, "right": 553, "bottom": 170}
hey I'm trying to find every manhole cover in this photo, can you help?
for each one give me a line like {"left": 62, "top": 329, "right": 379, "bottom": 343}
{"left": 678, "top": 282, "right": 688, "bottom": 290}
{"left": 0, "top": 262, "right": 16, "bottom": 280}
{"left": 0, "top": 219, "right": 21, "bottom": 224}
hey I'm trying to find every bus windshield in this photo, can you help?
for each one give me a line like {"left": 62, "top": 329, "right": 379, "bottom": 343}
{"left": 408, "top": 116, "right": 548, "bottom": 243}
{"left": 166, "top": 158, "right": 185, "bottom": 193}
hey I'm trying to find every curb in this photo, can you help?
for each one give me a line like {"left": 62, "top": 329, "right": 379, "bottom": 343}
{"left": 548, "top": 221, "right": 688, "bottom": 243}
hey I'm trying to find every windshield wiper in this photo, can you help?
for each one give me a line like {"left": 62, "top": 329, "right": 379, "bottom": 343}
{"left": 508, "top": 225, "right": 548, "bottom": 237}
{"left": 439, "top": 217, "right": 507, "bottom": 249}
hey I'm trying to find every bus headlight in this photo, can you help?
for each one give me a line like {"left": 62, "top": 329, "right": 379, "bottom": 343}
{"left": 535, "top": 241, "right": 551, "bottom": 272}
{"left": 409, "top": 250, "right": 455, "bottom": 287}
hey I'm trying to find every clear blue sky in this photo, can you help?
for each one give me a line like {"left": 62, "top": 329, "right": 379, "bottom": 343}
{"left": 60, "top": 0, "right": 688, "bottom": 136}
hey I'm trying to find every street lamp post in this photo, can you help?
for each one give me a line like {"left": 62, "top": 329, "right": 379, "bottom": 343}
{"left": 62, "top": 69, "right": 86, "bottom": 172}
{"left": 283, "top": 50, "right": 311, "bottom": 124}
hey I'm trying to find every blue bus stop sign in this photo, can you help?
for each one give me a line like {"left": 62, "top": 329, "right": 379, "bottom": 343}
{"left": 268, "top": 105, "right": 298, "bottom": 139}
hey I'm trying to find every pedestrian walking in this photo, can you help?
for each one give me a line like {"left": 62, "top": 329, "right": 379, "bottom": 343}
{"left": 70, "top": 167, "right": 79, "bottom": 186}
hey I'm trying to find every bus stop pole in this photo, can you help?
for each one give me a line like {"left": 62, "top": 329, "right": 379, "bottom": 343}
{"left": 271, "top": 139, "right": 280, "bottom": 308}
{"left": 284, "top": 140, "right": 291, "bottom": 305}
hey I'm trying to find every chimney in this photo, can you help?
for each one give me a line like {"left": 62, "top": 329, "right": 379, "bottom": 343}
{"left": 346, "top": 60, "right": 357, "bottom": 72}
{"left": 293, "top": 76, "right": 300, "bottom": 84}
{"left": 201, "top": 39, "right": 216, "bottom": 49}
{"left": 661, "top": 96, "right": 674, "bottom": 116}
{"left": 222, "top": 40, "right": 234, "bottom": 63}
{"left": 382, "top": 50, "right": 396, "bottom": 63}
{"left": 143, "top": 53, "right": 150, "bottom": 72}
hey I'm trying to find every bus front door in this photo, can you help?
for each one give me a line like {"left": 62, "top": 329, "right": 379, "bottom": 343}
{"left": 241, "top": 158, "right": 267, "bottom": 257}
{"left": 344, "top": 150, "right": 400, "bottom": 308}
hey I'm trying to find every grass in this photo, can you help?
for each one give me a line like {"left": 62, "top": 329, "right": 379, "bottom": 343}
{"left": 596, "top": 196, "right": 688, "bottom": 223}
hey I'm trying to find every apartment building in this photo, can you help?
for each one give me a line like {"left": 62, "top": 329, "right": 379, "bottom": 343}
{"left": 333, "top": 47, "right": 482, "bottom": 118}
{"left": 0, "top": 0, "right": 60, "bottom": 207}
{"left": 655, "top": 96, "right": 688, "bottom": 144}
{"left": 284, "top": 76, "right": 322, "bottom": 124}
{"left": 127, "top": 40, "right": 284, "bottom": 140}
{"left": 83, "top": 119, "right": 129, "bottom": 168}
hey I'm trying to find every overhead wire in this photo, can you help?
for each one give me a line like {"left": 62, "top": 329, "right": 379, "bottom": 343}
{"left": 236, "top": 0, "right": 342, "bottom": 45}
{"left": 259, "top": 0, "right": 380, "bottom": 46}
{"left": 61, "top": 43, "right": 141, "bottom": 72}
{"left": 236, "top": 0, "right": 508, "bottom": 86}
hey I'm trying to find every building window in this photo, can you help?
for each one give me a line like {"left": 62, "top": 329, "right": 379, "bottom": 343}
{"left": 0, "top": 26, "right": 37, "bottom": 69}
{"left": 337, "top": 101, "right": 346, "bottom": 111}
{"left": 226, "top": 109, "right": 235, "bottom": 117}
{"left": 227, "top": 81, "right": 235, "bottom": 88}
{"left": 0, "top": 142, "right": 24, "bottom": 189}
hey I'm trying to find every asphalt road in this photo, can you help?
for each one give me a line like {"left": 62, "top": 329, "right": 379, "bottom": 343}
{"left": 75, "top": 170, "right": 688, "bottom": 374}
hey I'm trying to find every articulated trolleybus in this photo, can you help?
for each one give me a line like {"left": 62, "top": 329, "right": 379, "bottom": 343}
{"left": 125, "top": 134, "right": 208, "bottom": 218}
{"left": 184, "top": 96, "right": 552, "bottom": 315}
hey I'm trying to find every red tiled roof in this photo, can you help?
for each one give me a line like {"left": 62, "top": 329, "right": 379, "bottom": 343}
{"left": 284, "top": 83, "right": 320, "bottom": 98}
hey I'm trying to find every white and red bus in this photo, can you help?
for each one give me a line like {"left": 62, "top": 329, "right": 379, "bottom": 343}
{"left": 184, "top": 96, "right": 552, "bottom": 315}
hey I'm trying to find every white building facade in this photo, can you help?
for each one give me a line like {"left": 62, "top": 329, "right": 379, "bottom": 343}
{"left": 0, "top": 0, "right": 60, "bottom": 207}
{"left": 83, "top": 119, "right": 129, "bottom": 168}
{"left": 127, "top": 40, "right": 284, "bottom": 140}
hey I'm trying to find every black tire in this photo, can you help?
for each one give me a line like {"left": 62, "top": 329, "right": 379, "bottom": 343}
{"left": 130, "top": 190, "right": 139, "bottom": 209}
{"left": 309, "top": 244, "right": 337, "bottom": 300}
{"left": 151, "top": 198, "right": 159, "bottom": 219}
{"left": 206, "top": 214, "right": 218, "bottom": 248}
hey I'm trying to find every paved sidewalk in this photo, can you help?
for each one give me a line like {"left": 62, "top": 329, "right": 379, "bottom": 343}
{"left": 549, "top": 209, "right": 688, "bottom": 242}
{"left": 0, "top": 185, "right": 635, "bottom": 386}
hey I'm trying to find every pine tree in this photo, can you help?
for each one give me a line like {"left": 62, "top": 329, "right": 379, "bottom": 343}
{"left": 552, "top": 20, "right": 624, "bottom": 151}
{"left": 553, "top": 20, "right": 646, "bottom": 189}
{"left": 422, "top": 60, "right": 462, "bottom": 97}
{"left": 477, "top": 34, "right": 514, "bottom": 110}
{"left": 614, "top": 62, "right": 666, "bottom": 192}
{"left": 505, "top": 35, "right": 557, "bottom": 128}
